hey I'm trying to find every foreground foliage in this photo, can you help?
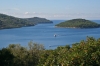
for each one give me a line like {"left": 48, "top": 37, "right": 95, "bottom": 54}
{"left": 0, "top": 48, "right": 14, "bottom": 66}
{"left": 38, "top": 37, "right": 100, "bottom": 66}
{"left": 0, "top": 37, "right": 100, "bottom": 66}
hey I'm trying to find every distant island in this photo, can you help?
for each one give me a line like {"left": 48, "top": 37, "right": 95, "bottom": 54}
{"left": 55, "top": 18, "right": 100, "bottom": 28}
{"left": 0, "top": 13, "right": 52, "bottom": 29}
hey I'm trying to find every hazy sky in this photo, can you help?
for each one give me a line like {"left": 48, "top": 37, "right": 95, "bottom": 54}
{"left": 0, "top": 0, "right": 100, "bottom": 20}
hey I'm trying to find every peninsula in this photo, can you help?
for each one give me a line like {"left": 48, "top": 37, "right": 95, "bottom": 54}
{"left": 55, "top": 19, "right": 100, "bottom": 28}
{"left": 0, "top": 13, "right": 52, "bottom": 29}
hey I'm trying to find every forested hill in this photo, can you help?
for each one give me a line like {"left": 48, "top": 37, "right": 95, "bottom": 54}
{"left": 56, "top": 19, "right": 100, "bottom": 28}
{"left": 0, "top": 13, "right": 52, "bottom": 29}
{"left": 25, "top": 17, "right": 53, "bottom": 24}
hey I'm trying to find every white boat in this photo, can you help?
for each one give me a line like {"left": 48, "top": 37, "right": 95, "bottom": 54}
{"left": 54, "top": 34, "right": 56, "bottom": 37}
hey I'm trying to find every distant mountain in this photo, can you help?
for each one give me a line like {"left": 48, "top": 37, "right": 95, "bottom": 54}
{"left": 0, "top": 13, "right": 52, "bottom": 29}
{"left": 25, "top": 17, "right": 53, "bottom": 24}
{"left": 55, "top": 18, "right": 100, "bottom": 28}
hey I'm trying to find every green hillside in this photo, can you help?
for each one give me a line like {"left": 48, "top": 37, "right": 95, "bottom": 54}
{"left": 26, "top": 17, "right": 53, "bottom": 24}
{"left": 56, "top": 19, "right": 100, "bottom": 28}
{"left": 0, "top": 13, "right": 52, "bottom": 29}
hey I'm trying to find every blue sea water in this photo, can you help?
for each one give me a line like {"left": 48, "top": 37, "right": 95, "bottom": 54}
{"left": 0, "top": 20, "right": 100, "bottom": 49}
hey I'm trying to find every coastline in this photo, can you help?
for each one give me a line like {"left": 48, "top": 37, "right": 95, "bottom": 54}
{"left": 0, "top": 22, "right": 53, "bottom": 30}
{"left": 55, "top": 26, "right": 100, "bottom": 29}
{"left": 55, "top": 26, "right": 80, "bottom": 29}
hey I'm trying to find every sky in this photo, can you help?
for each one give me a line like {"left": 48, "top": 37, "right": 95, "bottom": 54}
{"left": 0, "top": 0, "right": 100, "bottom": 20}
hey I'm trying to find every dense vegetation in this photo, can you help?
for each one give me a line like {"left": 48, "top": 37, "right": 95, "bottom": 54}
{"left": 56, "top": 19, "right": 100, "bottom": 28}
{"left": 0, "top": 13, "right": 52, "bottom": 29}
{"left": 26, "top": 17, "right": 53, "bottom": 24}
{"left": 0, "top": 37, "right": 100, "bottom": 66}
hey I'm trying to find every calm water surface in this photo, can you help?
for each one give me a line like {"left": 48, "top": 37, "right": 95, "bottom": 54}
{"left": 0, "top": 20, "right": 100, "bottom": 49}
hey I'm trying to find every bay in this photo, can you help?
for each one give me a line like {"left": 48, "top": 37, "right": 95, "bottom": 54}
{"left": 0, "top": 20, "right": 100, "bottom": 49}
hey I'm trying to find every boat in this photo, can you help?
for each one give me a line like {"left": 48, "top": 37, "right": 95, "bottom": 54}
{"left": 54, "top": 34, "right": 56, "bottom": 37}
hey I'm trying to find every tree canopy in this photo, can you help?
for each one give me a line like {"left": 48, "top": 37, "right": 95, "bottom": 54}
{"left": 1, "top": 37, "right": 100, "bottom": 66}
{"left": 56, "top": 18, "right": 100, "bottom": 28}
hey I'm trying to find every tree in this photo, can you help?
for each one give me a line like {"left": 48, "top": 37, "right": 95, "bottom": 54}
{"left": 0, "top": 48, "right": 14, "bottom": 66}
{"left": 7, "top": 41, "right": 45, "bottom": 66}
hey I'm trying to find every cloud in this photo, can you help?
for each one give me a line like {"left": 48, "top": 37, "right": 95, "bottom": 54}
{"left": 24, "top": 12, "right": 29, "bottom": 15}
{"left": 1, "top": 11, "right": 100, "bottom": 20}
{"left": 24, "top": 12, "right": 37, "bottom": 15}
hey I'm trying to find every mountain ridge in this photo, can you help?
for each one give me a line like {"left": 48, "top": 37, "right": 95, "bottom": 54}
{"left": 0, "top": 13, "right": 52, "bottom": 29}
